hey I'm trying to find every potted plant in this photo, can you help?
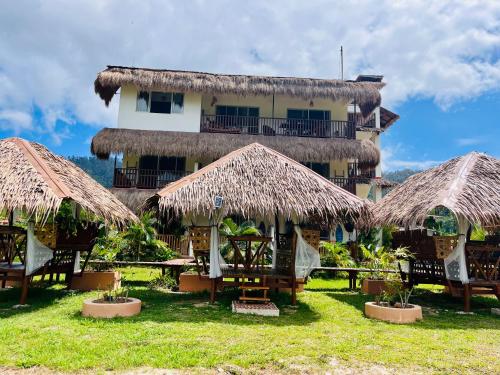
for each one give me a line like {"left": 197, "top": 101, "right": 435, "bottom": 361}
{"left": 364, "top": 276, "right": 423, "bottom": 324}
{"left": 71, "top": 227, "right": 125, "bottom": 291}
{"left": 82, "top": 287, "right": 141, "bottom": 318}
{"left": 360, "top": 246, "right": 412, "bottom": 295}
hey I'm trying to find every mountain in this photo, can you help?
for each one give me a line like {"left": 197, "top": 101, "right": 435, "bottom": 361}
{"left": 69, "top": 156, "right": 120, "bottom": 188}
{"left": 383, "top": 169, "right": 421, "bottom": 184}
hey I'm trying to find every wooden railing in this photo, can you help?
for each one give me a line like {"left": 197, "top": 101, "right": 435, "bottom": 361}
{"left": 200, "top": 115, "right": 356, "bottom": 139}
{"left": 113, "top": 168, "right": 191, "bottom": 189}
{"left": 348, "top": 162, "right": 376, "bottom": 180}
{"left": 330, "top": 177, "right": 357, "bottom": 195}
{"left": 157, "top": 234, "right": 189, "bottom": 256}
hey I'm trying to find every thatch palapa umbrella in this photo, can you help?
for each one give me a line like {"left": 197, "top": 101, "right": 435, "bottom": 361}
{"left": 0, "top": 137, "right": 137, "bottom": 304}
{"left": 372, "top": 152, "right": 500, "bottom": 290}
{"left": 145, "top": 142, "right": 371, "bottom": 283}
{"left": 0, "top": 137, "right": 137, "bottom": 225}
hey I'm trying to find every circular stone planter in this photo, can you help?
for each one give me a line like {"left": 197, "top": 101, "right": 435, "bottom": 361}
{"left": 364, "top": 302, "right": 423, "bottom": 324}
{"left": 82, "top": 297, "right": 141, "bottom": 318}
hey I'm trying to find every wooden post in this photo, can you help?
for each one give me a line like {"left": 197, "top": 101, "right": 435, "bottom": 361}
{"left": 210, "top": 278, "right": 216, "bottom": 304}
{"left": 463, "top": 283, "right": 471, "bottom": 312}
{"left": 19, "top": 276, "right": 29, "bottom": 305}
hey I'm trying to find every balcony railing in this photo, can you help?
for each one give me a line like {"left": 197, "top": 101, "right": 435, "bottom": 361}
{"left": 348, "top": 162, "right": 376, "bottom": 180}
{"left": 330, "top": 177, "right": 357, "bottom": 195}
{"left": 200, "top": 115, "right": 356, "bottom": 139}
{"left": 113, "top": 168, "right": 191, "bottom": 189}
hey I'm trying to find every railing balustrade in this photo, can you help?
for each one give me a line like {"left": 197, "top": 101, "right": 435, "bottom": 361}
{"left": 200, "top": 115, "right": 355, "bottom": 139}
{"left": 113, "top": 168, "right": 191, "bottom": 189}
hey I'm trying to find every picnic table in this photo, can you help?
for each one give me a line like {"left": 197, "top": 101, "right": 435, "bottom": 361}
{"left": 310, "top": 267, "right": 399, "bottom": 289}
{"left": 227, "top": 235, "right": 272, "bottom": 271}
{"left": 87, "top": 257, "right": 195, "bottom": 284}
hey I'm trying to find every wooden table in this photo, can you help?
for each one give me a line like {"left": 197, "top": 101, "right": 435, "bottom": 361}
{"left": 227, "top": 235, "right": 272, "bottom": 272}
{"left": 87, "top": 257, "right": 195, "bottom": 284}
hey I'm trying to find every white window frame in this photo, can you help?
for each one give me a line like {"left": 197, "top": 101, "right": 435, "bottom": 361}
{"left": 136, "top": 90, "right": 184, "bottom": 114}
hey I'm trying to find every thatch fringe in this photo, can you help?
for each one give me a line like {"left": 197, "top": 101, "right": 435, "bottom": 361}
{"left": 0, "top": 138, "right": 137, "bottom": 226}
{"left": 372, "top": 152, "right": 500, "bottom": 228}
{"left": 145, "top": 143, "right": 371, "bottom": 227}
{"left": 94, "top": 66, "right": 384, "bottom": 117}
{"left": 91, "top": 128, "right": 380, "bottom": 167}
{"left": 110, "top": 188, "right": 157, "bottom": 213}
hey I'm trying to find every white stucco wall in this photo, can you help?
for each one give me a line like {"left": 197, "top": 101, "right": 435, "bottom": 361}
{"left": 201, "top": 94, "right": 348, "bottom": 121}
{"left": 117, "top": 85, "right": 202, "bottom": 132}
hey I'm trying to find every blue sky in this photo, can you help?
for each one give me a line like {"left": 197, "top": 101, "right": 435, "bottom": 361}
{"left": 0, "top": 1, "right": 499, "bottom": 171}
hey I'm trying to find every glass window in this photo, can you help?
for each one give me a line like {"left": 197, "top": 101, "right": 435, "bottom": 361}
{"left": 137, "top": 91, "right": 184, "bottom": 114}
{"left": 136, "top": 91, "right": 149, "bottom": 112}
{"left": 288, "top": 109, "right": 330, "bottom": 120}
{"left": 172, "top": 93, "right": 184, "bottom": 113}
{"left": 150, "top": 92, "right": 172, "bottom": 114}
{"left": 216, "top": 105, "right": 259, "bottom": 117}
{"left": 301, "top": 161, "right": 330, "bottom": 178}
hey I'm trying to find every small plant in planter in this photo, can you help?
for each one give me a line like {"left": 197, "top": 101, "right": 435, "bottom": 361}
{"left": 359, "top": 245, "right": 413, "bottom": 295}
{"left": 71, "top": 227, "right": 125, "bottom": 291}
{"left": 365, "top": 275, "right": 423, "bottom": 324}
{"left": 82, "top": 286, "right": 141, "bottom": 318}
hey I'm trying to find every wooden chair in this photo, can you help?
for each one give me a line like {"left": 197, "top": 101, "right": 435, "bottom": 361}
{"left": 189, "top": 226, "right": 211, "bottom": 276}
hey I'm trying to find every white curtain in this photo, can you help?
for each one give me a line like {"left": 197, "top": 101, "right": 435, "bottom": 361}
{"left": 444, "top": 214, "right": 470, "bottom": 284}
{"left": 294, "top": 226, "right": 321, "bottom": 278}
{"left": 209, "top": 217, "right": 227, "bottom": 279}
{"left": 26, "top": 223, "right": 53, "bottom": 276}
{"left": 270, "top": 225, "right": 277, "bottom": 269}
{"left": 73, "top": 251, "right": 81, "bottom": 273}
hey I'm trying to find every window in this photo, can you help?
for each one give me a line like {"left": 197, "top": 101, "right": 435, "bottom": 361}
{"left": 287, "top": 109, "right": 330, "bottom": 120}
{"left": 136, "top": 91, "right": 184, "bottom": 114}
{"left": 216, "top": 106, "right": 259, "bottom": 117}
{"left": 301, "top": 161, "right": 330, "bottom": 178}
{"left": 136, "top": 91, "right": 149, "bottom": 112}
{"left": 215, "top": 105, "right": 259, "bottom": 133}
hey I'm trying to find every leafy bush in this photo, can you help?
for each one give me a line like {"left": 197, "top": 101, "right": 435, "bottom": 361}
{"left": 148, "top": 274, "right": 177, "bottom": 291}
{"left": 360, "top": 245, "right": 413, "bottom": 280}
{"left": 122, "top": 212, "right": 176, "bottom": 261}
{"left": 320, "top": 241, "right": 355, "bottom": 268}
{"left": 92, "top": 227, "right": 128, "bottom": 271}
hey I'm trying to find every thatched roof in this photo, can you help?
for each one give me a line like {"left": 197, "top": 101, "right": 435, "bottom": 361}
{"left": 94, "top": 66, "right": 384, "bottom": 117}
{"left": 0, "top": 138, "right": 137, "bottom": 225}
{"left": 372, "top": 152, "right": 500, "bottom": 228}
{"left": 380, "top": 107, "right": 400, "bottom": 131}
{"left": 91, "top": 128, "right": 380, "bottom": 167}
{"left": 372, "top": 177, "right": 398, "bottom": 188}
{"left": 145, "top": 143, "right": 371, "bottom": 226}
{"left": 110, "top": 188, "right": 156, "bottom": 213}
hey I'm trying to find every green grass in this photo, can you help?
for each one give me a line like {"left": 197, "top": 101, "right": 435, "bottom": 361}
{"left": 0, "top": 267, "right": 499, "bottom": 374}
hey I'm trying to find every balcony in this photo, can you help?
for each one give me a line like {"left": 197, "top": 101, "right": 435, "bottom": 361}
{"left": 200, "top": 115, "right": 356, "bottom": 139}
{"left": 330, "top": 177, "right": 357, "bottom": 195}
{"left": 113, "top": 168, "right": 191, "bottom": 189}
{"left": 112, "top": 167, "right": 371, "bottom": 194}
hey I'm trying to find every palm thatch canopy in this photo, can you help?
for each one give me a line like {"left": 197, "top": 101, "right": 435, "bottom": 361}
{"left": 0, "top": 138, "right": 137, "bottom": 226}
{"left": 91, "top": 128, "right": 380, "bottom": 167}
{"left": 372, "top": 152, "right": 500, "bottom": 228}
{"left": 110, "top": 188, "right": 156, "bottom": 213}
{"left": 145, "top": 143, "right": 370, "bottom": 226}
{"left": 372, "top": 177, "right": 397, "bottom": 188}
{"left": 94, "top": 66, "right": 384, "bottom": 117}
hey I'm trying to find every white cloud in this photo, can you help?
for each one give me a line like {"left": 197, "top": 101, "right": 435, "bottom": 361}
{"left": 0, "top": 0, "right": 499, "bottom": 149}
{"left": 0, "top": 110, "right": 32, "bottom": 133}
{"left": 456, "top": 137, "right": 484, "bottom": 146}
{"left": 381, "top": 143, "right": 442, "bottom": 172}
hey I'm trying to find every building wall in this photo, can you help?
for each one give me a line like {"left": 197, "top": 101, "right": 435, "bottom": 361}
{"left": 201, "top": 94, "right": 348, "bottom": 121}
{"left": 117, "top": 85, "right": 202, "bottom": 132}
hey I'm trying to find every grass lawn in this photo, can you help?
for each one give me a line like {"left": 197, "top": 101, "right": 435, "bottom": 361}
{"left": 0, "top": 267, "right": 499, "bottom": 374}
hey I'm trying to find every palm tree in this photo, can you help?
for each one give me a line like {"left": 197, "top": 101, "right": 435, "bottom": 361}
{"left": 218, "top": 218, "right": 261, "bottom": 258}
